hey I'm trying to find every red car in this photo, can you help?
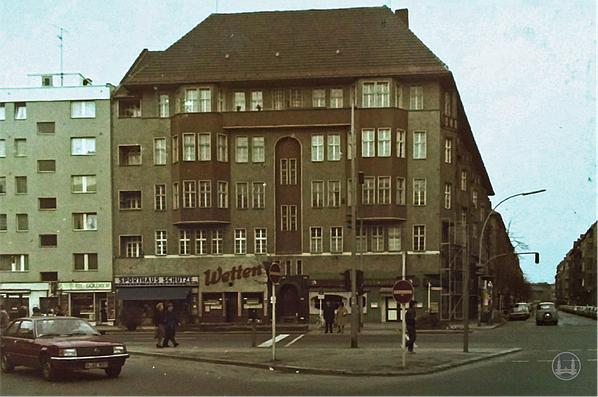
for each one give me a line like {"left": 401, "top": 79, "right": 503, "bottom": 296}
{"left": 1, "top": 316, "right": 129, "bottom": 381}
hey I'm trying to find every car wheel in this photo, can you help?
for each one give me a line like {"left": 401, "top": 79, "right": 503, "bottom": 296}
{"left": 105, "top": 366, "right": 122, "bottom": 378}
{"left": 41, "top": 356, "right": 59, "bottom": 382}
{"left": 1, "top": 352, "right": 15, "bottom": 373}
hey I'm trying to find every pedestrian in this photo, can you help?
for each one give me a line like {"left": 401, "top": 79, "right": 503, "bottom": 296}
{"left": 54, "top": 306, "right": 64, "bottom": 316}
{"left": 336, "top": 302, "right": 348, "bottom": 333}
{"left": 17, "top": 305, "right": 28, "bottom": 318}
{"left": 162, "top": 303, "right": 180, "bottom": 348}
{"left": 406, "top": 300, "right": 417, "bottom": 353}
{"left": 32, "top": 307, "right": 42, "bottom": 316}
{"left": 1, "top": 305, "right": 9, "bottom": 328}
{"left": 154, "top": 302, "right": 165, "bottom": 348}
{"left": 323, "top": 301, "right": 335, "bottom": 334}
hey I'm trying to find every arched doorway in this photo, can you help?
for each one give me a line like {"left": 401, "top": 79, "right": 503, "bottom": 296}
{"left": 278, "top": 284, "right": 300, "bottom": 321}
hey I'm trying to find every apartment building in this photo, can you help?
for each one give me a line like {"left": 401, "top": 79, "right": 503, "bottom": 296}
{"left": 111, "top": 7, "right": 494, "bottom": 325}
{"left": 0, "top": 74, "right": 114, "bottom": 324}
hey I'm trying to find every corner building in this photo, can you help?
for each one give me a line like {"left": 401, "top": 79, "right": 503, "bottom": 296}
{"left": 112, "top": 7, "right": 493, "bottom": 325}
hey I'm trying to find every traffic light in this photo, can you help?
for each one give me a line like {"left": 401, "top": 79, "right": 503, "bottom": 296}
{"left": 344, "top": 269, "right": 351, "bottom": 291}
{"left": 356, "top": 270, "right": 364, "bottom": 289}
{"left": 535, "top": 253, "right": 540, "bottom": 264}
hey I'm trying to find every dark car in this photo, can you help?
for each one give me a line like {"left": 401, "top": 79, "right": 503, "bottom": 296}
{"left": 1, "top": 316, "right": 129, "bottom": 381}
{"left": 536, "top": 302, "right": 559, "bottom": 326}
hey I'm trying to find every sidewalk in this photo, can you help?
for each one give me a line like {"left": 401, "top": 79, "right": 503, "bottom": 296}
{"left": 116, "top": 323, "right": 520, "bottom": 376}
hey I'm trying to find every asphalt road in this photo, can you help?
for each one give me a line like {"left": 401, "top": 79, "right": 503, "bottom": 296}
{"left": 1, "top": 311, "right": 595, "bottom": 396}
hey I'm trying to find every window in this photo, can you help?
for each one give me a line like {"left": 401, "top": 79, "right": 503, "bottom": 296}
{"left": 73, "top": 213, "right": 97, "bottom": 231}
{"left": 37, "top": 122, "right": 55, "bottom": 134}
{"left": 119, "top": 145, "right": 141, "bottom": 165}
{"left": 121, "top": 236, "right": 142, "bottom": 257}
{"left": 212, "top": 230, "right": 223, "bottom": 254}
{"left": 313, "top": 89, "right": 325, "bottom": 108}
{"left": 155, "top": 184, "right": 166, "bottom": 210}
{"left": 396, "top": 129, "right": 405, "bottom": 158}
{"left": 296, "top": 260, "right": 303, "bottom": 275}
{"left": 198, "top": 134, "right": 211, "bottom": 161}
{"left": 378, "top": 128, "right": 391, "bottom": 157}
{"left": 328, "top": 134, "right": 341, "bottom": 161}
{"left": 179, "top": 230, "right": 191, "bottom": 255}
{"left": 118, "top": 98, "right": 141, "bottom": 118}
{"left": 251, "top": 91, "right": 263, "bottom": 111}
{"left": 17, "top": 214, "right": 29, "bottom": 232}
{"left": 273, "top": 89, "right": 285, "bottom": 110}
{"left": 397, "top": 178, "right": 405, "bottom": 205}
{"left": 331, "top": 227, "right": 343, "bottom": 253}
{"left": 444, "top": 92, "right": 452, "bottom": 116}
{"left": 195, "top": 230, "right": 207, "bottom": 255}
{"left": 0, "top": 214, "right": 5, "bottom": 231}
{"left": 172, "top": 136, "right": 179, "bottom": 163}
{"left": 199, "top": 88, "right": 211, "bottom": 112}
{"left": 371, "top": 226, "right": 384, "bottom": 252}
{"left": 156, "top": 231, "right": 167, "bottom": 256}
{"left": 71, "top": 101, "right": 96, "bottom": 118}
{"left": 39, "top": 197, "right": 57, "bottom": 210}
{"left": 0, "top": 254, "right": 28, "bottom": 272}
{"left": 185, "top": 89, "right": 198, "bottom": 112}
{"left": 38, "top": 160, "right": 56, "bottom": 172}
{"left": 173, "top": 183, "right": 179, "bottom": 210}
{"left": 183, "top": 181, "right": 197, "bottom": 208}
{"left": 289, "top": 89, "right": 302, "bottom": 108}
{"left": 217, "top": 91, "right": 225, "bottom": 111}
{"left": 413, "top": 131, "right": 426, "bottom": 159}
{"left": 280, "top": 205, "right": 297, "bottom": 231}
{"left": 362, "top": 129, "right": 375, "bottom": 157}
{"left": 154, "top": 138, "right": 167, "bottom": 165}
{"left": 311, "top": 181, "right": 324, "bottom": 207}
{"left": 182, "top": 134, "right": 195, "bottom": 161}
{"left": 0, "top": 103, "right": 4, "bottom": 120}
{"left": 0, "top": 139, "right": 5, "bottom": 157}
{"left": 312, "top": 135, "right": 324, "bottom": 162}
{"left": 473, "top": 190, "right": 478, "bottom": 208}
{"left": 363, "top": 82, "right": 389, "bottom": 107}
{"left": 389, "top": 227, "right": 401, "bottom": 251}
{"left": 235, "top": 229, "right": 247, "bottom": 254}
{"left": 237, "top": 182, "right": 248, "bottom": 209}
{"left": 234, "top": 92, "right": 246, "bottom": 111}
{"left": 15, "top": 139, "right": 26, "bottom": 157}
{"left": 252, "top": 137, "right": 264, "bottom": 163}
{"left": 199, "top": 181, "right": 211, "bottom": 208}
{"left": 119, "top": 191, "right": 142, "bottom": 210}
{"left": 252, "top": 182, "right": 265, "bottom": 208}
{"left": 413, "top": 179, "right": 426, "bottom": 206}
{"left": 255, "top": 229, "right": 267, "bottom": 254}
{"left": 280, "top": 158, "right": 297, "bottom": 185}
{"left": 461, "top": 171, "right": 467, "bottom": 191}
{"left": 0, "top": 176, "right": 4, "bottom": 194}
{"left": 72, "top": 175, "right": 96, "bottom": 193}
{"left": 378, "top": 177, "right": 391, "bottom": 204}
{"left": 74, "top": 254, "right": 98, "bottom": 271}
{"left": 445, "top": 138, "right": 452, "bottom": 164}
{"left": 445, "top": 183, "right": 452, "bottom": 209}
{"left": 217, "top": 181, "right": 228, "bottom": 208}
{"left": 235, "top": 136, "right": 248, "bottom": 163}
{"left": 331, "top": 88, "right": 343, "bottom": 108}
{"left": 362, "top": 177, "right": 375, "bottom": 205}
{"left": 410, "top": 86, "right": 424, "bottom": 110}
{"left": 396, "top": 83, "right": 403, "bottom": 108}
{"left": 328, "top": 180, "right": 341, "bottom": 207}
{"left": 15, "top": 103, "right": 26, "bottom": 119}
{"left": 217, "top": 134, "right": 228, "bottom": 162}
{"left": 15, "top": 176, "right": 27, "bottom": 194}
{"left": 347, "top": 131, "right": 355, "bottom": 159}
{"left": 40, "top": 234, "right": 58, "bottom": 247}
{"left": 72, "top": 138, "right": 96, "bottom": 156}
{"left": 310, "top": 227, "right": 323, "bottom": 253}
{"left": 413, "top": 225, "right": 425, "bottom": 251}
{"left": 159, "top": 94, "right": 169, "bottom": 118}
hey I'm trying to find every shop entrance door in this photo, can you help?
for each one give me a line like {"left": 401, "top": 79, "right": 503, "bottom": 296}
{"left": 279, "top": 284, "right": 300, "bottom": 321}
{"left": 225, "top": 293, "right": 238, "bottom": 323}
{"left": 386, "top": 297, "right": 399, "bottom": 321}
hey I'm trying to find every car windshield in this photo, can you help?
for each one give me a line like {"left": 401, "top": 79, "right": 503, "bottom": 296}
{"left": 35, "top": 318, "right": 100, "bottom": 337}
{"left": 539, "top": 303, "right": 554, "bottom": 310}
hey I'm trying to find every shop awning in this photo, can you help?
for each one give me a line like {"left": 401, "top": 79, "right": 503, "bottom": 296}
{"left": 115, "top": 287, "right": 190, "bottom": 301}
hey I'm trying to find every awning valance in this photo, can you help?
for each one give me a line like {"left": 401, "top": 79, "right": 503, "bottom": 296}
{"left": 115, "top": 287, "right": 190, "bottom": 301}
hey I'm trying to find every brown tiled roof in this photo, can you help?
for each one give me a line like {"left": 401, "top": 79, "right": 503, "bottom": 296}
{"left": 121, "top": 7, "right": 450, "bottom": 86}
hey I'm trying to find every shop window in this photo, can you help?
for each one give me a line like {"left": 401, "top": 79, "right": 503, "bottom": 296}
{"left": 202, "top": 293, "right": 223, "bottom": 317}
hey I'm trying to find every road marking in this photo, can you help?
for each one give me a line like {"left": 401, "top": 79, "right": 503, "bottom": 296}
{"left": 258, "top": 334, "right": 289, "bottom": 348}
{"left": 546, "top": 350, "right": 559, "bottom": 352}
{"left": 569, "top": 349, "right": 582, "bottom": 352}
{"left": 511, "top": 360, "right": 529, "bottom": 363}
{"left": 285, "top": 334, "right": 305, "bottom": 347}
{"left": 587, "top": 359, "right": 597, "bottom": 362}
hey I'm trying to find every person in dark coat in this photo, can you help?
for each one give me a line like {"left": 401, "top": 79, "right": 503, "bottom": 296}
{"left": 153, "top": 302, "right": 165, "bottom": 348}
{"left": 322, "top": 301, "right": 336, "bottom": 333}
{"left": 162, "top": 303, "right": 180, "bottom": 347}
{"left": 406, "top": 300, "right": 417, "bottom": 353}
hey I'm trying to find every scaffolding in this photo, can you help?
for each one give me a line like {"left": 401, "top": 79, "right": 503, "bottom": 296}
{"left": 440, "top": 218, "right": 468, "bottom": 323}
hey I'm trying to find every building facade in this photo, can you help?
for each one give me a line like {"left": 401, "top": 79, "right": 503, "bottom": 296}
{"left": 111, "top": 7, "right": 495, "bottom": 325}
{"left": 0, "top": 74, "right": 115, "bottom": 324}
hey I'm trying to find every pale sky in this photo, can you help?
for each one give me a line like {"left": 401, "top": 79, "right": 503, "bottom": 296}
{"left": 1, "top": 0, "right": 595, "bottom": 283}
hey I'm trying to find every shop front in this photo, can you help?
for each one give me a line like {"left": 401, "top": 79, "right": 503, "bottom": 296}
{"left": 0, "top": 283, "right": 50, "bottom": 319}
{"left": 59, "top": 282, "right": 115, "bottom": 325}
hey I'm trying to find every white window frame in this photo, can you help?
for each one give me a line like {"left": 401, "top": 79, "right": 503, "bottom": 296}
{"left": 461, "top": 171, "right": 467, "bottom": 191}
{"left": 159, "top": 94, "right": 169, "bottom": 118}
{"left": 252, "top": 137, "right": 265, "bottom": 163}
{"left": 0, "top": 139, "right": 5, "bottom": 157}
{"left": 330, "top": 227, "right": 343, "bottom": 253}
{"left": 252, "top": 182, "right": 265, "bottom": 208}
{"left": 172, "top": 136, "right": 179, "bottom": 163}
{"left": 413, "top": 225, "right": 426, "bottom": 251}
{"left": 254, "top": 228, "right": 267, "bottom": 254}
{"left": 71, "top": 138, "right": 96, "bottom": 156}
{"left": 289, "top": 89, "right": 302, "bottom": 108}
{"left": 330, "top": 88, "right": 343, "bottom": 108}
{"left": 237, "top": 182, "right": 248, "bottom": 209}
{"left": 413, "top": 131, "right": 426, "bottom": 159}
{"left": 72, "top": 175, "right": 96, "bottom": 194}
{"left": 196, "top": 230, "right": 207, "bottom": 255}
{"left": 183, "top": 181, "right": 197, "bottom": 208}
{"left": 179, "top": 230, "right": 191, "bottom": 255}
{"left": 413, "top": 178, "right": 426, "bottom": 206}
{"left": 217, "top": 134, "right": 228, "bottom": 162}
{"left": 313, "top": 89, "right": 325, "bottom": 108}
{"left": 154, "top": 138, "right": 167, "bottom": 165}
{"left": 362, "top": 177, "right": 375, "bottom": 205}
{"left": 445, "top": 137, "right": 452, "bottom": 164}
{"left": 310, "top": 227, "right": 323, "bottom": 253}
{"left": 218, "top": 181, "right": 228, "bottom": 209}
{"left": 371, "top": 226, "right": 384, "bottom": 252}
{"left": 199, "top": 180, "right": 211, "bottom": 208}
{"left": 234, "top": 91, "right": 246, "bottom": 111}
{"left": 235, "top": 136, "right": 249, "bottom": 163}
{"left": 312, "top": 135, "right": 324, "bottom": 162}
{"left": 311, "top": 181, "right": 324, "bottom": 208}
{"left": 273, "top": 89, "right": 285, "bottom": 110}
{"left": 73, "top": 213, "right": 97, "bottom": 231}
{"left": 389, "top": 227, "right": 401, "bottom": 252}
{"left": 198, "top": 133, "right": 211, "bottom": 161}
{"left": 378, "top": 176, "right": 391, "bottom": 204}
{"left": 397, "top": 129, "right": 405, "bottom": 158}
{"left": 328, "top": 134, "right": 341, "bottom": 161}
{"left": 173, "top": 183, "right": 179, "bottom": 210}
{"left": 410, "top": 86, "right": 424, "bottom": 110}
{"left": 378, "top": 128, "right": 391, "bottom": 157}
{"left": 183, "top": 133, "right": 196, "bottom": 161}
{"left": 328, "top": 180, "right": 341, "bottom": 207}
{"left": 235, "top": 229, "right": 247, "bottom": 254}
{"left": 155, "top": 184, "right": 167, "bottom": 210}
{"left": 445, "top": 183, "right": 452, "bottom": 209}
{"left": 251, "top": 91, "right": 263, "bottom": 111}
{"left": 155, "top": 231, "right": 167, "bottom": 256}
{"left": 396, "top": 177, "right": 406, "bottom": 205}
{"left": 71, "top": 101, "right": 96, "bottom": 118}
{"left": 362, "top": 81, "right": 389, "bottom": 108}
{"left": 212, "top": 230, "right": 223, "bottom": 255}
{"left": 74, "top": 253, "right": 98, "bottom": 271}
{"left": 362, "top": 129, "right": 375, "bottom": 157}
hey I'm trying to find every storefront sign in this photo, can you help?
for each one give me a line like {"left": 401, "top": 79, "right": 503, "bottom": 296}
{"left": 60, "top": 282, "right": 112, "bottom": 291}
{"left": 115, "top": 276, "right": 198, "bottom": 287}
{"left": 204, "top": 265, "right": 263, "bottom": 286}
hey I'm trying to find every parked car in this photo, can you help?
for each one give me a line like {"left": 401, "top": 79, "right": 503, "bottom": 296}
{"left": 509, "top": 303, "right": 530, "bottom": 321}
{"left": 1, "top": 316, "right": 129, "bottom": 381}
{"left": 536, "top": 302, "right": 559, "bottom": 326}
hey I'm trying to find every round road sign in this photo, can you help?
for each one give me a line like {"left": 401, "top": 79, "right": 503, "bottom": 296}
{"left": 269, "top": 263, "right": 281, "bottom": 284}
{"left": 392, "top": 280, "right": 414, "bottom": 304}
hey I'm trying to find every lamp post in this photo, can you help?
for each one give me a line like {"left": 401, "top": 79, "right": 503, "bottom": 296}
{"left": 475, "top": 189, "right": 546, "bottom": 327}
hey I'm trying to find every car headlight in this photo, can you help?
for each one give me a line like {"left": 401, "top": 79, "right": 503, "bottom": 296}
{"left": 113, "top": 345, "right": 125, "bottom": 354}
{"left": 59, "top": 348, "right": 77, "bottom": 357}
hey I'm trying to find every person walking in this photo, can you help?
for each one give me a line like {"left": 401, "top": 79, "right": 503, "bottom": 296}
{"left": 153, "top": 302, "right": 165, "bottom": 348}
{"left": 406, "top": 300, "right": 417, "bottom": 353}
{"left": 336, "top": 302, "right": 348, "bottom": 333}
{"left": 1, "top": 305, "right": 10, "bottom": 328}
{"left": 162, "top": 303, "right": 180, "bottom": 347}
{"left": 323, "top": 301, "right": 335, "bottom": 334}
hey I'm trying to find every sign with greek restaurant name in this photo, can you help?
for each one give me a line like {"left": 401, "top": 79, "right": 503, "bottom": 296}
{"left": 115, "top": 276, "right": 198, "bottom": 287}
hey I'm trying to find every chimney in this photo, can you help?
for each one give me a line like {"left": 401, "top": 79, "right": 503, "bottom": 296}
{"left": 395, "top": 9, "right": 409, "bottom": 28}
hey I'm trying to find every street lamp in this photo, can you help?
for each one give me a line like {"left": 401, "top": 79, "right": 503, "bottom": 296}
{"left": 475, "top": 189, "right": 546, "bottom": 327}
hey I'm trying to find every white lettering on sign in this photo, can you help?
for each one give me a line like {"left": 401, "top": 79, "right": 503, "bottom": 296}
{"left": 115, "top": 276, "right": 198, "bottom": 286}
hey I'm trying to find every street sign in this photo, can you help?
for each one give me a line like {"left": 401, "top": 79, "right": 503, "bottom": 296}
{"left": 269, "top": 263, "right": 281, "bottom": 284}
{"left": 392, "top": 280, "right": 414, "bottom": 304}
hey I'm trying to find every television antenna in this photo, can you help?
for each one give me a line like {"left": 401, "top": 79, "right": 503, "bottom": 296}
{"left": 56, "top": 26, "right": 69, "bottom": 86}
